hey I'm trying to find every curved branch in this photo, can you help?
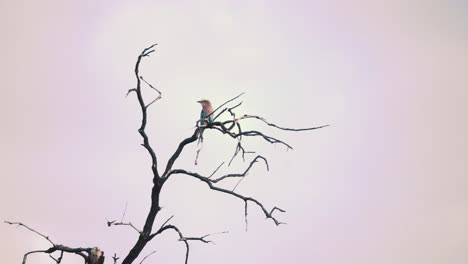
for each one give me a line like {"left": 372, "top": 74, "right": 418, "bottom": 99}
{"left": 132, "top": 43, "right": 160, "bottom": 179}
{"left": 162, "top": 129, "right": 199, "bottom": 177}
{"left": 166, "top": 169, "right": 285, "bottom": 226}
{"left": 117, "top": 44, "right": 168, "bottom": 264}
{"left": 139, "top": 250, "right": 157, "bottom": 264}
{"left": 210, "top": 155, "right": 268, "bottom": 183}
{"left": 150, "top": 223, "right": 227, "bottom": 264}
{"left": 209, "top": 125, "right": 294, "bottom": 149}
{"left": 5, "top": 221, "right": 93, "bottom": 263}
{"left": 5, "top": 221, "right": 55, "bottom": 246}
{"left": 205, "top": 92, "right": 245, "bottom": 122}
{"left": 140, "top": 76, "right": 162, "bottom": 108}
{"left": 22, "top": 250, "right": 50, "bottom": 264}
{"left": 206, "top": 102, "right": 329, "bottom": 151}
{"left": 236, "top": 114, "right": 330, "bottom": 132}
{"left": 151, "top": 225, "right": 189, "bottom": 264}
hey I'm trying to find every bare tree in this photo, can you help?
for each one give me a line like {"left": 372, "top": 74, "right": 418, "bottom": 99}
{"left": 6, "top": 44, "right": 328, "bottom": 264}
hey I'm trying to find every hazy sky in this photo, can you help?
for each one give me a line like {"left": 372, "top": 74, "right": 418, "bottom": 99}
{"left": 1, "top": 0, "right": 467, "bottom": 263}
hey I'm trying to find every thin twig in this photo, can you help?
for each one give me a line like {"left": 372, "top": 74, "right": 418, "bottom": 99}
{"left": 140, "top": 76, "right": 162, "bottom": 108}
{"left": 139, "top": 250, "right": 157, "bottom": 264}
{"left": 204, "top": 92, "right": 245, "bottom": 121}
{"left": 107, "top": 203, "right": 143, "bottom": 235}
{"left": 208, "top": 162, "right": 225, "bottom": 179}
{"left": 5, "top": 221, "right": 92, "bottom": 263}
{"left": 239, "top": 114, "right": 330, "bottom": 131}
{"left": 121, "top": 202, "right": 128, "bottom": 222}
{"left": 112, "top": 253, "right": 120, "bottom": 264}
{"left": 4, "top": 221, "right": 55, "bottom": 246}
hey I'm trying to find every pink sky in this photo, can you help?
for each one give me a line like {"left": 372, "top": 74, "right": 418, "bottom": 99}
{"left": 1, "top": 1, "right": 467, "bottom": 263}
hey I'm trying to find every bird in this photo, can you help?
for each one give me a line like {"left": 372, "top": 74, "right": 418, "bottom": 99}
{"left": 195, "top": 99, "right": 214, "bottom": 165}
{"left": 197, "top": 99, "right": 214, "bottom": 123}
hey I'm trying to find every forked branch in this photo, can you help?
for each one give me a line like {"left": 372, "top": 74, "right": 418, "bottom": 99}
{"left": 166, "top": 167, "right": 286, "bottom": 226}
{"left": 4, "top": 221, "right": 101, "bottom": 264}
{"left": 149, "top": 220, "right": 228, "bottom": 264}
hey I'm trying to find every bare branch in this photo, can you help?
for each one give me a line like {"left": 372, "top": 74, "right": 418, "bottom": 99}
{"left": 269, "top": 206, "right": 286, "bottom": 215}
{"left": 228, "top": 141, "right": 255, "bottom": 166}
{"left": 49, "top": 250, "right": 64, "bottom": 264}
{"left": 208, "top": 124, "right": 295, "bottom": 150}
{"left": 208, "top": 162, "right": 225, "bottom": 179}
{"left": 140, "top": 76, "right": 162, "bottom": 96}
{"left": 232, "top": 176, "right": 245, "bottom": 192}
{"left": 121, "top": 202, "right": 128, "bottom": 222}
{"left": 107, "top": 203, "right": 143, "bottom": 235}
{"left": 107, "top": 220, "right": 143, "bottom": 235}
{"left": 180, "top": 230, "right": 229, "bottom": 244}
{"left": 207, "top": 105, "right": 329, "bottom": 153}
{"left": 162, "top": 129, "right": 199, "bottom": 177}
{"left": 122, "top": 43, "right": 167, "bottom": 264}
{"left": 194, "top": 141, "right": 202, "bottom": 166}
{"left": 205, "top": 92, "right": 245, "bottom": 122}
{"left": 142, "top": 44, "right": 157, "bottom": 56}
{"left": 210, "top": 155, "right": 268, "bottom": 183}
{"left": 145, "top": 97, "right": 160, "bottom": 109}
{"left": 126, "top": 88, "right": 137, "bottom": 97}
{"left": 139, "top": 250, "right": 156, "bottom": 264}
{"left": 148, "top": 224, "right": 188, "bottom": 263}
{"left": 158, "top": 215, "right": 174, "bottom": 231}
{"left": 151, "top": 224, "right": 228, "bottom": 264}
{"left": 229, "top": 155, "right": 270, "bottom": 191}
{"left": 5, "top": 221, "right": 55, "bottom": 246}
{"left": 140, "top": 76, "right": 162, "bottom": 108}
{"left": 112, "top": 253, "right": 120, "bottom": 264}
{"left": 212, "top": 101, "right": 243, "bottom": 122}
{"left": 49, "top": 253, "right": 58, "bottom": 263}
{"left": 132, "top": 43, "right": 160, "bottom": 179}
{"left": 22, "top": 250, "right": 50, "bottom": 264}
{"left": 4, "top": 222, "right": 93, "bottom": 263}
{"left": 166, "top": 169, "right": 285, "bottom": 226}
{"left": 238, "top": 114, "right": 330, "bottom": 132}
{"left": 244, "top": 201, "right": 248, "bottom": 231}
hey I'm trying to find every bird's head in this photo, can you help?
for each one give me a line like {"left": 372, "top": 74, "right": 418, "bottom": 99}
{"left": 197, "top": 99, "right": 212, "bottom": 108}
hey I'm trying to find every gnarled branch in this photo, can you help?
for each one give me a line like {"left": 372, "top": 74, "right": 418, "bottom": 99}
{"left": 149, "top": 219, "right": 228, "bottom": 264}
{"left": 4, "top": 221, "right": 100, "bottom": 264}
{"left": 166, "top": 168, "right": 286, "bottom": 226}
{"left": 132, "top": 43, "right": 160, "bottom": 180}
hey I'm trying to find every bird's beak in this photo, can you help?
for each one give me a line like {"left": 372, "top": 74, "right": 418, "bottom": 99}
{"left": 196, "top": 100, "right": 202, "bottom": 103}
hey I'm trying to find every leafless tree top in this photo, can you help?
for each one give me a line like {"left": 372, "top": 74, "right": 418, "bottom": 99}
{"left": 7, "top": 44, "right": 328, "bottom": 264}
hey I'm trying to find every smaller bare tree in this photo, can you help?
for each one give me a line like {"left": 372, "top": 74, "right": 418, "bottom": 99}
{"left": 6, "top": 44, "right": 328, "bottom": 264}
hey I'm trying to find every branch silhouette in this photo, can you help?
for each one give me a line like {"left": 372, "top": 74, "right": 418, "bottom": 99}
{"left": 4, "top": 221, "right": 102, "bottom": 264}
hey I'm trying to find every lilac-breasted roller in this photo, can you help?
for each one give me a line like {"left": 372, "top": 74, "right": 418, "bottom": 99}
{"left": 197, "top": 99, "right": 214, "bottom": 122}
